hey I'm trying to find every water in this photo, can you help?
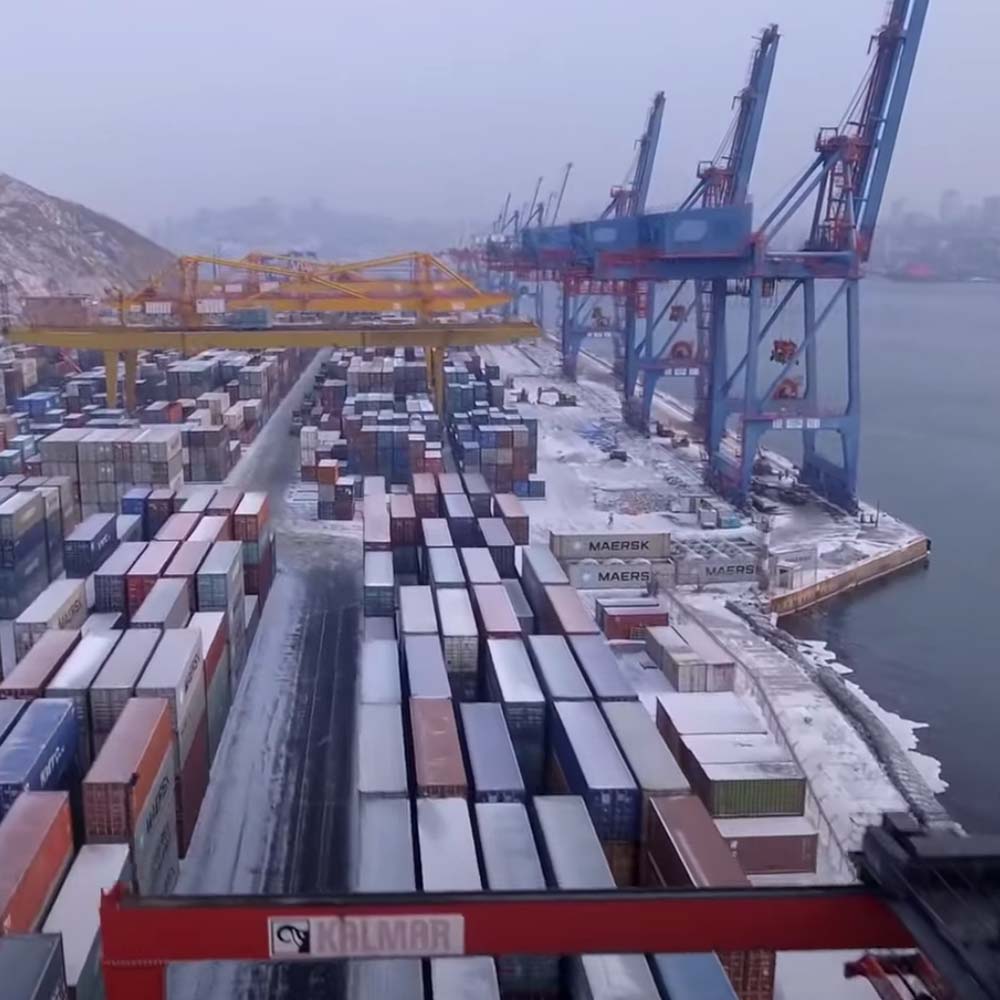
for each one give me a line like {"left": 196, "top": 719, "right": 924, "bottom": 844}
{"left": 783, "top": 279, "right": 1000, "bottom": 833}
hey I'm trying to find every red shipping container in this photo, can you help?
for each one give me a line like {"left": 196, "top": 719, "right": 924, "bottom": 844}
{"left": 492, "top": 493, "right": 529, "bottom": 545}
{"left": 0, "top": 630, "right": 81, "bottom": 699}
{"left": 176, "top": 713, "right": 209, "bottom": 856}
{"left": 389, "top": 494, "right": 418, "bottom": 547}
{"left": 244, "top": 538, "right": 276, "bottom": 598}
{"left": 544, "top": 585, "right": 601, "bottom": 636}
{"left": 164, "top": 540, "right": 212, "bottom": 610}
{"left": 126, "top": 541, "right": 180, "bottom": 616}
{"left": 0, "top": 791, "right": 73, "bottom": 934}
{"left": 206, "top": 487, "right": 242, "bottom": 524}
{"left": 602, "top": 605, "right": 669, "bottom": 641}
{"left": 409, "top": 698, "right": 467, "bottom": 798}
{"left": 233, "top": 493, "right": 269, "bottom": 541}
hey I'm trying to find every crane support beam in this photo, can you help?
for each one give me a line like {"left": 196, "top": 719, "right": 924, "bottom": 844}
{"left": 99, "top": 883, "right": 912, "bottom": 1000}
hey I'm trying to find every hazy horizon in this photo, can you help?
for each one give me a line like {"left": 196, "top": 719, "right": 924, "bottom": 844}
{"left": 1, "top": 1, "right": 981, "bottom": 236}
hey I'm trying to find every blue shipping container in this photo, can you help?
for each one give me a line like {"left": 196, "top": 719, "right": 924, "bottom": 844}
{"left": 0, "top": 699, "right": 29, "bottom": 744}
{"left": 650, "top": 953, "right": 739, "bottom": 1000}
{"left": 0, "top": 698, "right": 79, "bottom": 819}
{"left": 63, "top": 514, "right": 118, "bottom": 578}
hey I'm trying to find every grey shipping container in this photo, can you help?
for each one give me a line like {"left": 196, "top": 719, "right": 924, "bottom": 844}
{"left": 544, "top": 585, "right": 600, "bottom": 636}
{"left": 421, "top": 518, "right": 453, "bottom": 549}
{"left": 501, "top": 578, "right": 534, "bottom": 635}
{"left": 435, "top": 587, "right": 478, "bottom": 683}
{"left": 655, "top": 693, "right": 767, "bottom": 761}
{"left": 356, "top": 703, "right": 407, "bottom": 798}
{"left": 472, "top": 585, "right": 521, "bottom": 638}
{"left": 41, "top": 844, "right": 132, "bottom": 999}
{"left": 12, "top": 578, "right": 88, "bottom": 661}
{"left": 131, "top": 577, "right": 190, "bottom": 630}
{"left": 359, "top": 639, "right": 401, "bottom": 704}
{"left": 477, "top": 518, "right": 515, "bottom": 577}
{"left": 426, "top": 546, "right": 465, "bottom": 589}
{"left": 46, "top": 631, "right": 121, "bottom": 772}
{"left": 363, "top": 551, "right": 395, "bottom": 618}
{"left": 526, "top": 634, "right": 591, "bottom": 701}
{"left": 518, "top": 545, "right": 568, "bottom": 629}
{"left": 484, "top": 638, "right": 545, "bottom": 793}
{"left": 0, "top": 934, "right": 67, "bottom": 1000}
{"left": 399, "top": 585, "right": 437, "bottom": 635}
{"left": 569, "top": 635, "right": 637, "bottom": 702}
{"left": 93, "top": 542, "right": 147, "bottom": 616}
{"left": 430, "top": 958, "right": 501, "bottom": 1000}
{"left": 403, "top": 635, "right": 451, "bottom": 699}
{"left": 460, "top": 703, "right": 524, "bottom": 802}
{"left": 364, "top": 616, "right": 396, "bottom": 641}
{"left": 549, "top": 530, "right": 670, "bottom": 561}
{"left": 0, "top": 699, "right": 27, "bottom": 744}
{"left": 550, "top": 701, "right": 639, "bottom": 842}
{"left": 88, "top": 629, "right": 162, "bottom": 753}
{"left": 416, "top": 797, "right": 480, "bottom": 890}
{"left": 460, "top": 547, "right": 500, "bottom": 585}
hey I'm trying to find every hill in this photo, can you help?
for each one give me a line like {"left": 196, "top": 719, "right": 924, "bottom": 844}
{"left": 0, "top": 174, "right": 174, "bottom": 316}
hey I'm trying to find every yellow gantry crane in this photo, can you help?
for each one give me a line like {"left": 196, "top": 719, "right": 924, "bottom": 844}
{"left": 7, "top": 251, "right": 537, "bottom": 411}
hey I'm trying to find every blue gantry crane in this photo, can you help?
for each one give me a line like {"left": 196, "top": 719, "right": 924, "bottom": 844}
{"left": 506, "top": 0, "right": 927, "bottom": 512}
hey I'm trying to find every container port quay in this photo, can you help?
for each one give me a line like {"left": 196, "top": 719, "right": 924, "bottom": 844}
{"left": 3, "top": 7, "right": 1000, "bottom": 1000}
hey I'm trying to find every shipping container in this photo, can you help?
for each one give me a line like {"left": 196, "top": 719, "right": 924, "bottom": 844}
{"left": 421, "top": 518, "right": 453, "bottom": 549}
{"left": 434, "top": 588, "right": 478, "bottom": 684}
{"left": 13, "top": 579, "right": 88, "bottom": 661}
{"left": 526, "top": 634, "right": 591, "bottom": 702}
{"left": 363, "top": 551, "right": 394, "bottom": 618}
{"left": 461, "top": 472, "right": 492, "bottom": 516}
{"left": 154, "top": 512, "right": 200, "bottom": 543}
{"left": 362, "top": 496, "right": 391, "bottom": 551}
{"left": 164, "top": 540, "right": 212, "bottom": 608}
{"left": 189, "top": 611, "right": 230, "bottom": 765}
{"left": 426, "top": 546, "right": 464, "bottom": 589}
{"left": 0, "top": 698, "right": 27, "bottom": 744}
{"left": 0, "top": 791, "right": 73, "bottom": 933}
{"left": 460, "top": 703, "right": 524, "bottom": 802}
{"left": 93, "top": 542, "right": 147, "bottom": 617}
{"left": 403, "top": 635, "right": 451, "bottom": 700}
{"left": 484, "top": 638, "right": 544, "bottom": 793}
{"left": 41, "top": 843, "right": 131, "bottom": 998}
{"left": 356, "top": 703, "right": 407, "bottom": 798}
{"left": 195, "top": 541, "right": 244, "bottom": 613}
{"left": 131, "top": 577, "right": 190, "bottom": 629}
{"left": 646, "top": 625, "right": 735, "bottom": 693}
{"left": 188, "top": 515, "right": 230, "bottom": 544}
{"left": 601, "top": 602, "right": 669, "bottom": 641}
{"left": 0, "top": 699, "right": 78, "bottom": 819}
{"left": 650, "top": 954, "right": 739, "bottom": 1000}
{"left": 233, "top": 491, "right": 269, "bottom": 541}
{"left": 364, "top": 616, "right": 396, "bottom": 642}
{"left": 550, "top": 701, "right": 639, "bottom": 844}
{"left": 460, "top": 547, "right": 501, "bottom": 585}
{"left": 359, "top": 639, "right": 401, "bottom": 705}
{"left": 685, "top": 756, "right": 806, "bottom": 820}
{"left": 430, "top": 959, "right": 501, "bottom": 1000}
{"left": 569, "top": 635, "right": 637, "bottom": 702}
{"left": 63, "top": 513, "right": 117, "bottom": 578}
{"left": 125, "top": 541, "right": 179, "bottom": 616}
{"left": 501, "top": 578, "right": 534, "bottom": 635}
{"left": 569, "top": 955, "right": 661, "bottom": 1000}
{"left": 655, "top": 693, "right": 767, "bottom": 761}
{"left": 544, "top": 585, "right": 600, "bottom": 636}
{"left": 82, "top": 697, "right": 179, "bottom": 895}
{"left": 472, "top": 584, "right": 521, "bottom": 639}
{"left": 89, "top": 629, "right": 161, "bottom": 753}
{"left": 519, "top": 546, "right": 569, "bottom": 628}
{"left": 491, "top": 493, "right": 529, "bottom": 545}
{"left": 0, "top": 934, "right": 67, "bottom": 1000}
{"left": 549, "top": 530, "right": 670, "bottom": 561}
{"left": 416, "top": 796, "right": 479, "bottom": 890}
{"left": 436, "top": 473, "right": 464, "bottom": 497}
{"left": 567, "top": 558, "right": 656, "bottom": 592}
{"left": 477, "top": 518, "right": 515, "bottom": 577}
{"left": 46, "top": 632, "right": 120, "bottom": 772}
{"left": 603, "top": 700, "right": 689, "bottom": 804}
{"left": 410, "top": 698, "right": 467, "bottom": 798}
{"left": 715, "top": 816, "right": 818, "bottom": 875}
{"left": 0, "top": 630, "right": 81, "bottom": 700}
{"left": 411, "top": 472, "right": 439, "bottom": 518}
{"left": 399, "top": 585, "right": 437, "bottom": 635}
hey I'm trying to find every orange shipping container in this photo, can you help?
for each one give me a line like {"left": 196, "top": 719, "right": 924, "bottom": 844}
{"left": 409, "top": 698, "right": 467, "bottom": 798}
{"left": 0, "top": 791, "right": 73, "bottom": 934}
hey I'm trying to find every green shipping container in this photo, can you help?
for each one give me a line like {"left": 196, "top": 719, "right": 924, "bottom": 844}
{"left": 695, "top": 761, "right": 806, "bottom": 818}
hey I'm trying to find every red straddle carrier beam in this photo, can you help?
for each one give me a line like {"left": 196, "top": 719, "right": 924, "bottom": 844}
{"left": 100, "top": 884, "right": 913, "bottom": 999}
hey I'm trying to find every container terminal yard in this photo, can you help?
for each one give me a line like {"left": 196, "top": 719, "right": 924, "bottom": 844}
{"left": 2, "top": 2, "right": 999, "bottom": 1000}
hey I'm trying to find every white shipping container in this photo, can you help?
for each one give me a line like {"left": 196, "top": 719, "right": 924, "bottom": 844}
{"left": 356, "top": 704, "right": 407, "bottom": 798}
{"left": 144, "top": 301, "right": 173, "bottom": 315}
{"left": 417, "top": 798, "right": 481, "bottom": 891}
{"left": 13, "top": 578, "right": 88, "bottom": 660}
{"left": 566, "top": 558, "right": 654, "bottom": 591}
{"left": 89, "top": 628, "right": 162, "bottom": 752}
{"left": 195, "top": 298, "right": 226, "bottom": 315}
{"left": 549, "top": 530, "right": 670, "bottom": 562}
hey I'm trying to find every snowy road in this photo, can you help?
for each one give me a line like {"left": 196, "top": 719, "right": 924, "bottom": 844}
{"left": 168, "top": 351, "right": 362, "bottom": 1000}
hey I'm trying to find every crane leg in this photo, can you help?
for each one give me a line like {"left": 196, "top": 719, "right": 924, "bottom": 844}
{"left": 104, "top": 351, "right": 119, "bottom": 409}
{"left": 124, "top": 350, "right": 138, "bottom": 412}
{"left": 427, "top": 347, "right": 445, "bottom": 415}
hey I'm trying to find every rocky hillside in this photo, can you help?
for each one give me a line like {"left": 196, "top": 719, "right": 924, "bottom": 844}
{"left": 0, "top": 173, "right": 175, "bottom": 316}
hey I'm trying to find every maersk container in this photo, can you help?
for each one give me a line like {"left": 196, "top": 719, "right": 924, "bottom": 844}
{"left": 569, "top": 635, "right": 637, "bottom": 702}
{"left": 0, "top": 698, "right": 27, "bottom": 744}
{"left": 427, "top": 546, "right": 465, "bottom": 589}
{"left": 131, "top": 577, "right": 190, "bottom": 630}
{"left": 501, "top": 578, "right": 534, "bottom": 635}
{"left": 0, "top": 630, "right": 81, "bottom": 700}
{"left": 403, "top": 635, "right": 451, "bottom": 700}
{"left": 655, "top": 692, "right": 767, "bottom": 761}
{"left": 0, "top": 934, "right": 67, "bottom": 1000}
{"left": 356, "top": 704, "right": 407, "bottom": 798}
{"left": 461, "top": 547, "right": 501, "bottom": 585}
{"left": 460, "top": 703, "right": 524, "bottom": 802}
{"left": 430, "top": 958, "right": 501, "bottom": 1000}
{"left": 89, "top": 629, "right": 161, "bottom": 753}
{"left": 41, "top": 843, "right": 131, "bottom": 999}
{"left": 410, "top": 698, "right": 467, "bottom": 798}
{"left": 551, "top": 701, "right": 639, "bottom": 842}
{"left": 484, "top": 638, "right": 544, "bottom": 793}
{"left": 83, "top": 697, "right": 179, "bottom": 896}
{"left": 399, "top": 585, "right": 437, "bottom": 635}
{"left": 63, "top": 513, "right": 117, "bottom": 578}
{"left": 567, "top": 558, "right": 655, "bottom": 592}
{"left": 0, "top": 791, "right": 73, "bottom": 935}
{"left": 416, "top": 797, "right": 480, "bottom": 891}
{"left": 363, "top": 551, "right": 395, "bottom": 618}
{"left": 0, "top": 699, "right": 78, "bottom": 820}
{"left": 45, "top": 632, "right": 120, "bottom": 772}
{"left": 549, "top": 530, "right": 670, "bottom": 562}
{"left": 12, "top": 578, "right": 88, "bottom": 661}
{"left": 359, "top": 639, "right": 401, "bottom": 705}
{"left": 477, "top": 517, "right": 516, "bottom": 578}
{"left": 93, "top": 541, "right": 147, "bottom": 616}
{"left": 421, "top": 518, "right": 453, "bottom": 549}
{"left": 650, "top": 953, "right": 739, "bottom": 1000}
{"left": 526, "top": 634, "right": 591, "bottom": 702}
{"left": 435, "top": 588, "right": 479, "bottom": 678}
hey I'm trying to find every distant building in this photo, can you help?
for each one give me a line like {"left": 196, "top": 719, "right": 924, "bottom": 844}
{"left": 982, "top": 196, "right": 1000, "bottom": 228}
{"left": 939, "top": 189, "right": 963, "bottom": 224}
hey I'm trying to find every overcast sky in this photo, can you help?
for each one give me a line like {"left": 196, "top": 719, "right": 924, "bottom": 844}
{"left": 0, "top": 0, "right": 981, "bottom": 233}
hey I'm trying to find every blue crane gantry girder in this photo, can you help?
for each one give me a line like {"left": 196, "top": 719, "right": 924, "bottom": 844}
{"left": 501, "top": 0, "right": 927, "bottom": 512}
